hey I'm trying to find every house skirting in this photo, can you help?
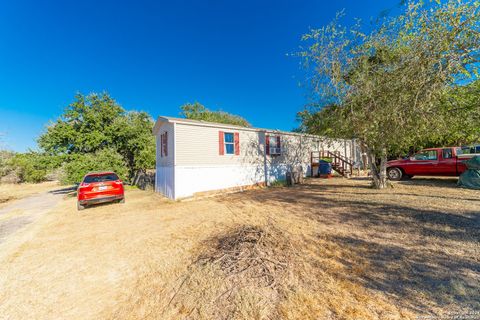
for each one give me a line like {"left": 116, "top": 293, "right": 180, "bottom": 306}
{"left": 155, "top": 166, "right": 175, "bottom": 199}
{"left": 156, "top": 164, "right": 311, "bottom": 200}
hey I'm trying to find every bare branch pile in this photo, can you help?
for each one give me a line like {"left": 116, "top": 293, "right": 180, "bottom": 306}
{"left": 165, "top": 224, "right": 295, "bottom": 319}
{"left": 197, "top": 225, "right": 291, "bottom": 288}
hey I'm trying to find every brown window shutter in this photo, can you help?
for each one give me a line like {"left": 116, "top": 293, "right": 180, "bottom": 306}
{"left": 164, "top": 131, "right": 168, "bottom": 157}
{"left": 234, "top": 132, "right": 240, "bottom": 155}
{"left": 160, "top": 134, "right": 164, "bottom": 157}
{"left": 276, "top": 135, "right": 281, "bottom": 151}
{"left": 266, "top": 134, "right": 270, "bottom": 155}
{"left": 219, "top": 131, "right": 224, "bottom": 155}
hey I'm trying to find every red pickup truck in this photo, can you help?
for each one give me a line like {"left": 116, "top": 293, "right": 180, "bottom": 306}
{"left": 386, "top": 147, "right": 475, "bottom": 181}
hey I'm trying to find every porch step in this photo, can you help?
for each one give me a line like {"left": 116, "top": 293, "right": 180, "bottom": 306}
{"left": 311, "top": 150, "right": 354, "bottom": 178}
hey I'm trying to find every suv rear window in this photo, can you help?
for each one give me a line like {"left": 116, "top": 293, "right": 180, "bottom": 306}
{"left": 83, "top": 173, "right": 119, "bottom": 183}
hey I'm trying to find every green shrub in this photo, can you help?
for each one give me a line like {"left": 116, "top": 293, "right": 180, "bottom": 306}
{"left": 62, "top": 148, "right": 128, "bottom": 184}
{"left": 7, "top": 152, "right": 63, "bottom": 183}
{"left": 0, "top": 150, "right": 15, "bottom": 177}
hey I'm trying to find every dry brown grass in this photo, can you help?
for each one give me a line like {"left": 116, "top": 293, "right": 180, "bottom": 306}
{"left": 0, "top": 181, "right": 60, "bottom": 208}
{"left": 0, "top": 177, "right": 478, "bottom": 319}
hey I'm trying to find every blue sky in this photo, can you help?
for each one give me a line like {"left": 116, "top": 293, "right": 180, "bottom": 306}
{"left": 0, "top": 0, "right": 401, "bottom": 152}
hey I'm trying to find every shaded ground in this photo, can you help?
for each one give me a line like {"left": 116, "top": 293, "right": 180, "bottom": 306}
{"left": 0, "top": 177, "right": 478, "bottom": 319}
{"left": 234, "top": 177, "right": 479, "bottom": 317}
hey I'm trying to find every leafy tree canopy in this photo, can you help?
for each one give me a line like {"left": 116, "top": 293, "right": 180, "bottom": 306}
{"left": 298, "top": 0, "right": 480, "bottom": 188}
{"left": 38, "top": 93, "right": 155, "bottom": 179}
{"left": 39, "top": 93, "right": 122, "bottom": 154}
{"left": 180, "top": 102, "right": 251, "bottom": 127}
{"left": 434, "top": 79, "right": 480, "bottom": 147}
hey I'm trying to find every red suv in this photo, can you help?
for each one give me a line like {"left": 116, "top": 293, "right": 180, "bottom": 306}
{"left": 77, "top": 171, "right": 125, "bottom": 210}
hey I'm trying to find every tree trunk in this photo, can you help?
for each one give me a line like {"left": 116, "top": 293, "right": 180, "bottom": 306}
{"left": 368, "top": 149, "right": 389, "bottom": 189}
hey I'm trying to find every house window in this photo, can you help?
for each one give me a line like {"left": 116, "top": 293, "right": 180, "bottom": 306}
{"left": 266, "top": 135, "right": 281, "bottom": 155}
{"left": 224, "top": 132, "right": 234, "bottom": 154}
{"left": 160, "top": 131, "right": 168, "bottom": 157}
{"left": 219, "top": 131, "right": 240, "bottom": 155}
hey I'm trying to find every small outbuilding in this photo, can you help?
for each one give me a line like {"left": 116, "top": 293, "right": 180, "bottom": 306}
{"left": 152, "top": 116, "right": 358, "bottom": 199}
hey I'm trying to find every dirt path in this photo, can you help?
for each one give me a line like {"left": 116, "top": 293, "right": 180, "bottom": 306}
{"left": 0, "top": 191, "right": 65, "bottom": 244}
{"left": 0, "top": 181, "right": 61, "bottom": 209}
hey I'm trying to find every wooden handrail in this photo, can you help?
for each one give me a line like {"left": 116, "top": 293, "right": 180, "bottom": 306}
{"left": 311, "top": 150, "right": 353, "bottom": 177}
{"left": 325, "top": 150, "right": 354, "bottom": 166}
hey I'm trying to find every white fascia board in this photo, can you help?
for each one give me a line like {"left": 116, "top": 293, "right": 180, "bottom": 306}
{"left": 154, "top": 116, "right": 323, "bottom": 140}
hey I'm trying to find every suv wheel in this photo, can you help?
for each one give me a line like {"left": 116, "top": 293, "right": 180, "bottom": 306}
{"left": 387, "top": 167, "right": 403, "bottom": 181}
{"left": 77, "top": 202, "right": 85, "bottom": 211}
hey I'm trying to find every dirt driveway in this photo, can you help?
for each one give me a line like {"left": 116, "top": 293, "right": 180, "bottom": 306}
{"left": 0, "top": 177, "right": 478, "bottom": 320}
{"left": 0, "top": 188, "right": 69, "bottom": 244}
{"left": 0, "top": 181, "right": 61, "bottom": 209}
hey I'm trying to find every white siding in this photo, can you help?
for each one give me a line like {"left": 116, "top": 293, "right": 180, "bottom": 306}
{"left": 319, "top": 138, "right": 350, "bottom": 156}
{"left": 268, "top": 134, "right": 320, "bottom": 178}
{"left": 156, "top": 122, "right": 175, "bottom": 167}
{"left": 172, "top": 124, "right": 325, "bottom": 198}
{"left": 174, "top": 165, "right": 264, "bottom": 199}
{"left": 174, "top": 124, "right": 266, "bottom": 198}
{"left": 156, "top": 166, "right": 175, "bottom": 199}
{"left": 175, "top": 123, "right": 264, "bottom": 166}
{"left": 155, "top": 119, "right": 357, "bottom": 199}
{"left": 155, "top": 122, "right": 175, "bottom": 198}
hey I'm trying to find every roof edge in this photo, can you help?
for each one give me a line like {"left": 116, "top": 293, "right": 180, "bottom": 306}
{"left": 153, "top": 115, "right": 329, "bottom": 139}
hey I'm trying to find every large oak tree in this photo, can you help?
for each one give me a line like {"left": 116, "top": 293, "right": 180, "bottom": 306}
{"left": 298, "top": 0, "right": 480, "bottom": 188}
{"left": 38, "top": 93, "right": 155, "bottom": 181}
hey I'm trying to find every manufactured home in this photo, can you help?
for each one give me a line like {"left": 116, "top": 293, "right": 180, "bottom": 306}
{"left": 153, "top": 116, "right": 358, "bottom": 199}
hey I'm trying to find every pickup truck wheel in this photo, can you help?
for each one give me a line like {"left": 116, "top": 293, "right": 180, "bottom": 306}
{"left": 387, "top": 167, "right": 403, "bottom": 181}
{"left": 77, "top": 202, "right": 85, "bottom": 211}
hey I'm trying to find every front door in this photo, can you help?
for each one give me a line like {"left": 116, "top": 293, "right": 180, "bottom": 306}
{"left": 435, "top": 148, "right": 457, "bottom": 176}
